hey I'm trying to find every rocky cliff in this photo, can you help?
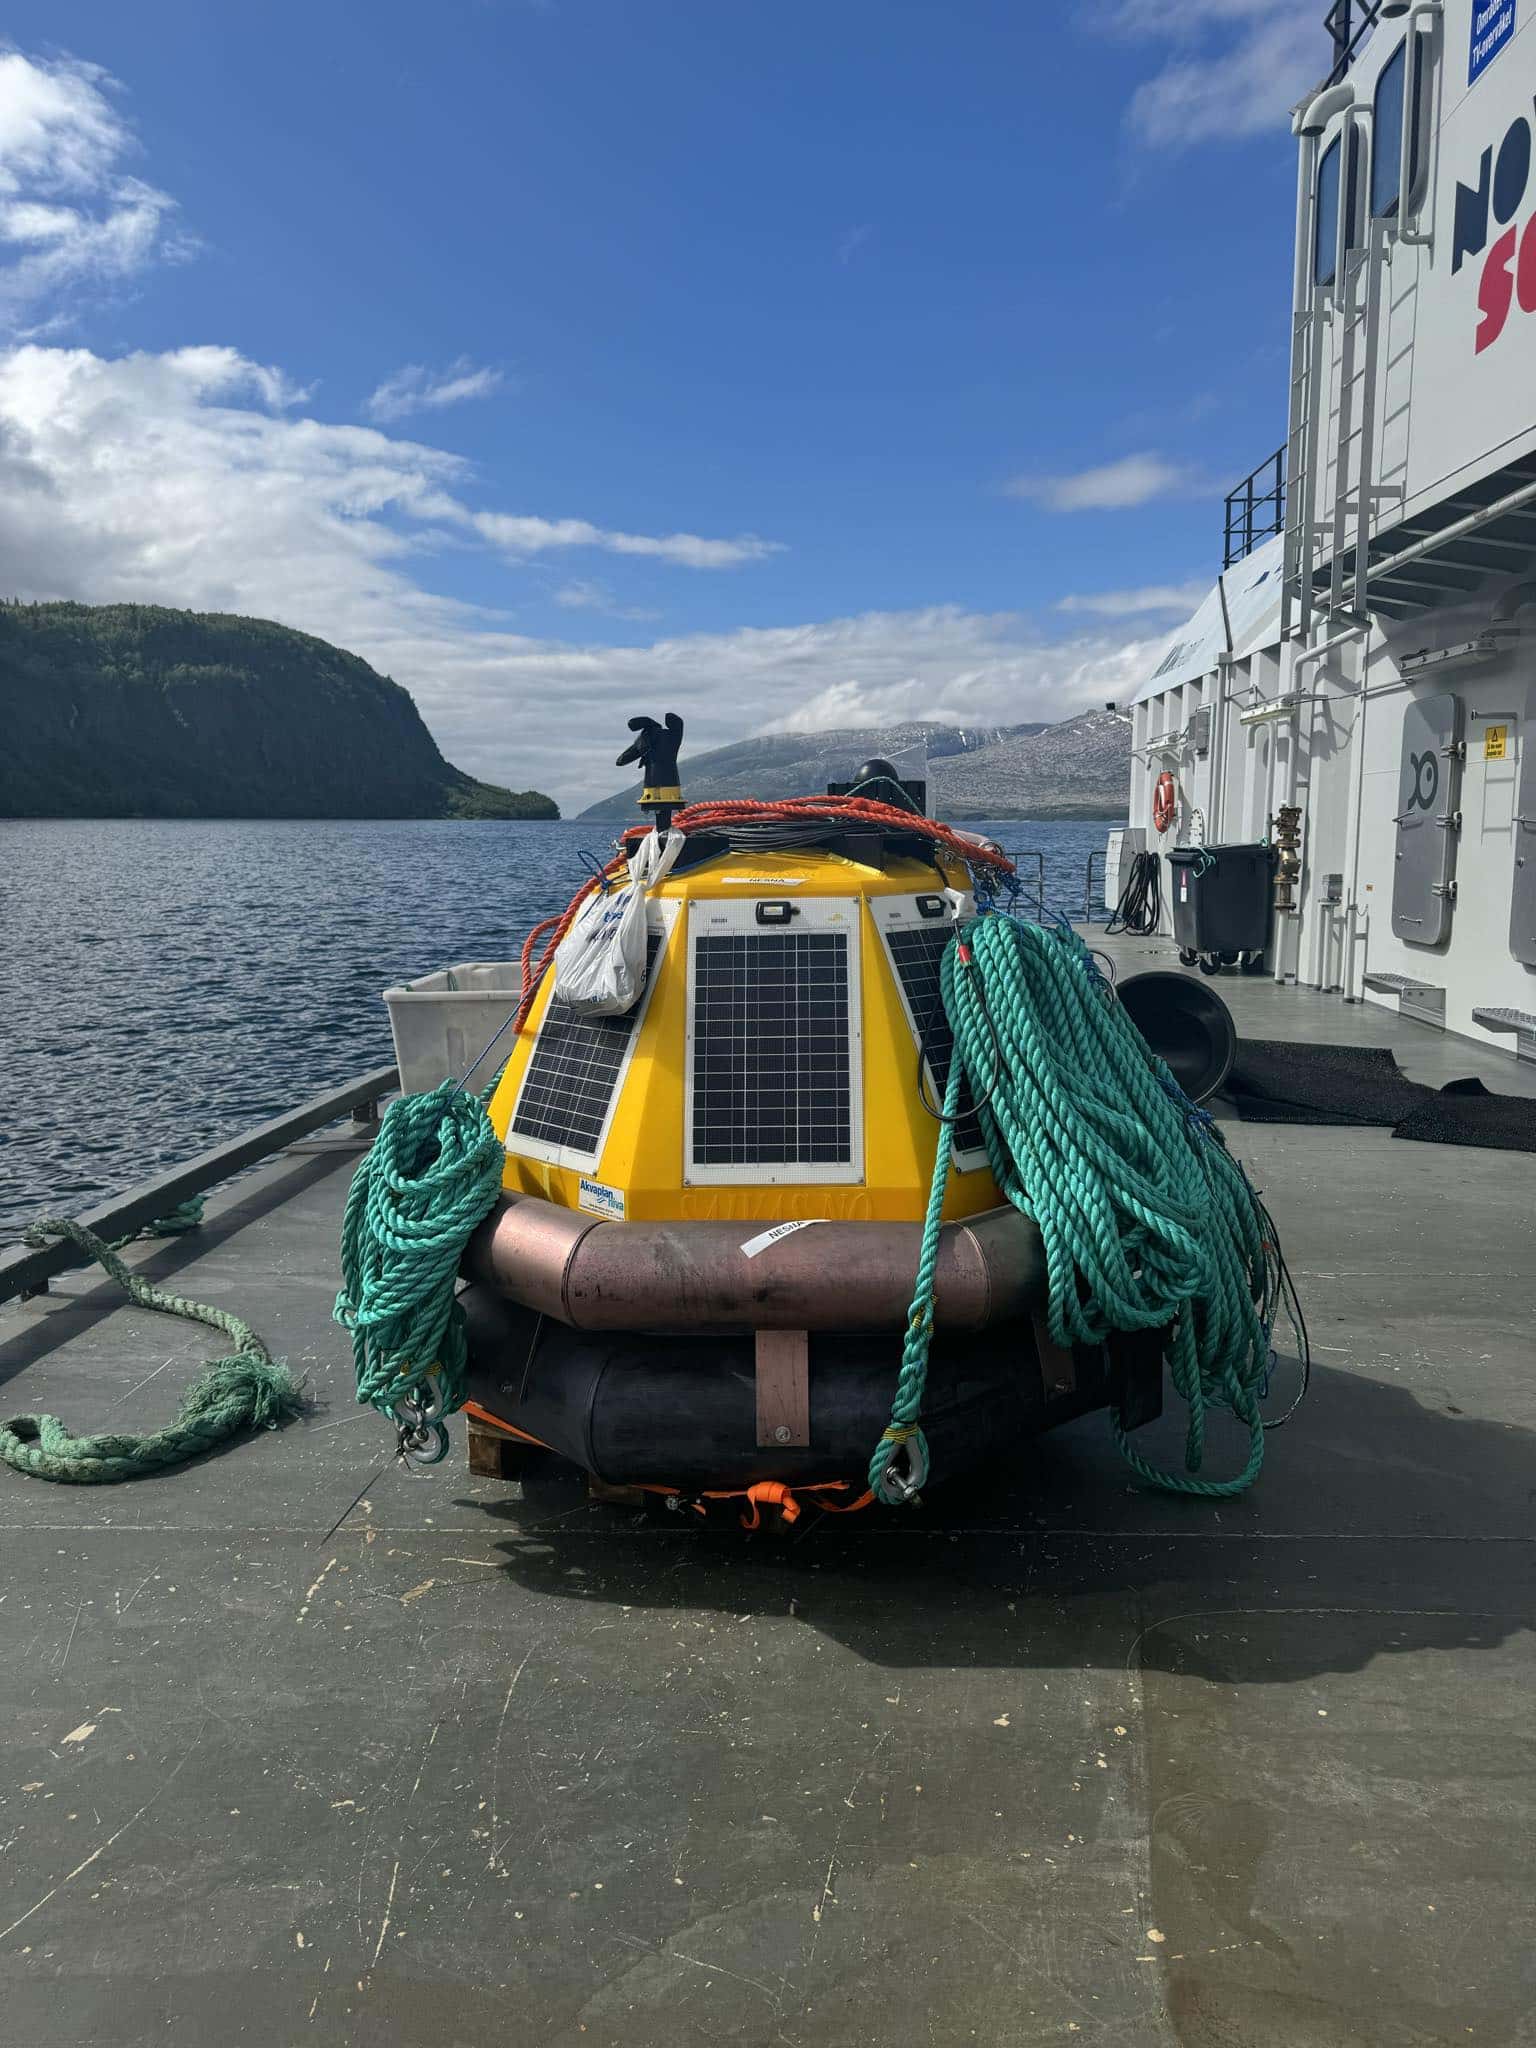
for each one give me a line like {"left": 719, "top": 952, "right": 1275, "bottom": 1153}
{"left": 0, "top": 602, "right": 558, "bottom": 820}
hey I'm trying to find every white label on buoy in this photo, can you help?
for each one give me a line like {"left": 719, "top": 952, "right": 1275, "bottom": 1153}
{"left": 740, "top": 1219, "right": 826, "bottom": 1258}
{"left": 578, "top": 1177, "right": 627, "bottom": 1221}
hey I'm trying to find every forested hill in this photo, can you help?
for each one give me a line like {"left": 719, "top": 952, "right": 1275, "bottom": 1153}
{"left": 0, "top": 602, "right": 558, "bottom": 820}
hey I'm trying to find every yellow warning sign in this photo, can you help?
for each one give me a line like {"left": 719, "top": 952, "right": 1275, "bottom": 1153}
{"left": 1484, "top": 724, "right": 1508, "bottom": 761}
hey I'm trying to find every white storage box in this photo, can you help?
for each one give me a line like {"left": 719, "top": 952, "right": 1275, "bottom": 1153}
{"left": 382, "top": 962, "right": 524, "bottom": 1096}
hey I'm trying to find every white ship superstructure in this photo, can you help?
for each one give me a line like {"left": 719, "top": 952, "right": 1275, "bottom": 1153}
{"left": 1125, "top": 0, "right": 1536, "bottom": 1058}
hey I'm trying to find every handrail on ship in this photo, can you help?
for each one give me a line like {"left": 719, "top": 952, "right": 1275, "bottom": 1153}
{"left": 1324, "top": 0, "right": 1389, "bottom": 83}
{"left": 0, "top": 1064, "right": 399, "bottom": 1307}
{"left": 1083, "top": 847, "right": 1107, "bottom": 923}
{"left": 1013, "top": 849, "right": 1046, "bottom": 917}
{"left": 1223, "top": 444, "right": 1287, "bottom": 568}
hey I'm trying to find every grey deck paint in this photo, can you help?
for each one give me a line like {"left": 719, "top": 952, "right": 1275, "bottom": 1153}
{"left": 1, "top": 939, "right": 1532, "bottom": 2046}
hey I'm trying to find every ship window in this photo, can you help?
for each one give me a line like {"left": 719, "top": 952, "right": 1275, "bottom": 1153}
{"left": 1372, "top": 38, "right": 1427, "bottom": 217}
{"left": 1314, "top": 136, "right": 1341, "bottom": 285}
{"left": 685, "top": 898, "right": 863, "bottom": 1184}
{"left": 1344, "top": 122, "right": 1364, "bottom": 255}
{"left": 1372, "top": 44, "right": 1406, "bottom": 215}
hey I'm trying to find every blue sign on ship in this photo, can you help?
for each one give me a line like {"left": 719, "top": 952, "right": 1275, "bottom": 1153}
{"left": 1469, "top": 0, "right": 1516, "bottom": 83}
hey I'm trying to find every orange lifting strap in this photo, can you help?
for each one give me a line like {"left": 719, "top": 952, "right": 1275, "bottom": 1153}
{"left": 714, "top": 1480, "right": 875, "bottom": 1530}
{"left": 462, "top": 1407, "right": 875, "bottom": 1527}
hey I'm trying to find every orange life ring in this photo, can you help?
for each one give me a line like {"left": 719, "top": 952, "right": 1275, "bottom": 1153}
{"left": 1152, "top": 771, "right": 1177, "bottom": 835}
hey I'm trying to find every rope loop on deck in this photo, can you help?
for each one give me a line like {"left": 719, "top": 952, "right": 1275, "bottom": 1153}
{"left": 0, "top": 1216, "right": 304, "bottom": 1484}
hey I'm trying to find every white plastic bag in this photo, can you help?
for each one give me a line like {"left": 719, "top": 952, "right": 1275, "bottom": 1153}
{"left": 552, "top": 829, "right": 683, "bottom": 1016}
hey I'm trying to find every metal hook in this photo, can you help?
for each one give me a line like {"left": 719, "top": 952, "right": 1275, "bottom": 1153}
{"left": 397, "top": 1418, "right": 450, "bottom": 1468}
{"left": 877, "top": 1432, "right": 929, "bottom": 1506}
{"left": 394, "top": 1379, "right": 445, "bottom": 1426}
{"left": 392, "top": 1381, "right": 450, "bottom": 1467}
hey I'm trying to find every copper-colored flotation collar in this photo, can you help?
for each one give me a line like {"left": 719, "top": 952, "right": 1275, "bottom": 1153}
{"left": 463, "top": 1192, "right": 1045, "bottom": 1336}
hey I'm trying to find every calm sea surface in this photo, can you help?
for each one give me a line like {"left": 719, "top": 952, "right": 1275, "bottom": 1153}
{"left": 0, "top": 816, "right": 1119, "bottom": 1245}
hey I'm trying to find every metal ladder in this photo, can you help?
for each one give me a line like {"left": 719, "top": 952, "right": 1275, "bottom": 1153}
{"left": 1281, "top": 298, "right": 1320, "bottom": 643}
{"left": 1283, "top": 134, "right": 1396, "bottom": 639}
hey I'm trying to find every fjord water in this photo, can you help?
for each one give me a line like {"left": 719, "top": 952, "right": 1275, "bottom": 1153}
{"left": 0, "top": 816, "right": 1117, "bottom": 1244}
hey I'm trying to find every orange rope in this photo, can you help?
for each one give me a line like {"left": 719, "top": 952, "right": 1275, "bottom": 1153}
{"left": 508, "top": 796, "right": 1013, "bottom": 1039}
{"left": 619, "top": 794, "right": 1014, "bottom": 882}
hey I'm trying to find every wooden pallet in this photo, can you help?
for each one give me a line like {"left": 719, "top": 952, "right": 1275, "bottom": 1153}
{"left": 465, "top": 1414, "right": 643, "bottom": 1504}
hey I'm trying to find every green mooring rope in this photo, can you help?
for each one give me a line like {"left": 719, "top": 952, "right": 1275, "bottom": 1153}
{"left": 0, "top": 1216, "right": 305, "bottom": 1484}
{"left": 109, "top": 1195, "right": 207, "bottom": 1247}
{"left": 871, "top": 916, "right": 1286, "bottom": 1506}
{"left": 334, "top": 1082, "right": 504, "bottom": 1426}
{"left": 868, "top": 1052, "right": 965, "bottom": 1506}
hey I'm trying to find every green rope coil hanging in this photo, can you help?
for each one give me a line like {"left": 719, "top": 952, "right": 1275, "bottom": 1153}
{"left": 334, "top": 1082, "right": 505, "bottom": 1432}
{"left": 872, "top": 916, "right": 1294, "bottom": 1506}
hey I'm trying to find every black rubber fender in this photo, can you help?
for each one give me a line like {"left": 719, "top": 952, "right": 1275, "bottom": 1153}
{"left": 460, "top": 1286, "right": 1143, "bottom": 1491}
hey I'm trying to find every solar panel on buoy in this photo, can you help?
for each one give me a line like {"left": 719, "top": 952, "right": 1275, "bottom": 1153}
{"left": 872, "top": 897, "right": 988, "bottom": 1168}
{"left": 685, "top": 898, "right": 863, "bottom": 1183}
{"left": 508, "top": 929, "right": 665, "bottom": 1160}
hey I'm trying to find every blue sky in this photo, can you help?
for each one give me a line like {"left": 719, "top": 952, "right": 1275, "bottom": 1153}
{"left": 0, "top": 2, "right": 1326, "bottom": 803}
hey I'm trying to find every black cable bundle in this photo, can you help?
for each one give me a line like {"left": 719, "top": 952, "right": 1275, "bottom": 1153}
{"left": 717, "top": 818, "right": 842, "bottom": 852}
{"left": 1107, "top": 850, "right": 1162, "bottom": 936}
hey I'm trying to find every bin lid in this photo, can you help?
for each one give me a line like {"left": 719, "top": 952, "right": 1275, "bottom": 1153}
{"left": 1166, "top": 842, "right": 1273, "bottom": 866}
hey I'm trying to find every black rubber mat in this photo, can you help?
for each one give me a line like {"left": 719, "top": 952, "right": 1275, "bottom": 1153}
{"left": 1393, "top": 1076, "right": 1536, "bottom": 1154}
{"left": 1223, "top": 1040, "right": 1536, "bottom": 1153}
{"left": 1223, "top": 1039, "right": 1430, "bottom": 1128}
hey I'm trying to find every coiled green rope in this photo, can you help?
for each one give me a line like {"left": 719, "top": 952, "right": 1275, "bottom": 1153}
{"left": 872, "top": 916, "right": 1287, "bottom": 1505}
{"left": 1, "top": 1216, "right": 305, "bottom": 1484}
{"left": 334, "top": 1082, "right": 505, "bottom": 1428}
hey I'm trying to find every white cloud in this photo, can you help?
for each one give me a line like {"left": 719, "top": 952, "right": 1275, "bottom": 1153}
{"left": 1104, "top": 1, "right": 1324, "bottom": 148}
{"left": 1007, "top": 451, "right": 1198, "bottom": 512}
{"left": 553, "top": 578, "right": 661, "bottom": 622}
{"left": 1056, "top": 579, "right": 1208, "bottom": 617}
{"left": 364, "top": 357, "right": 505, "bottom": 424}
{"left": 748, "top": 612, "right": 1164, "bottom": 739}
{"left": 0, "top": 341, "right": 1156, "bottom": 806}
{"left": 474, "top": 510, "right": 781, "bottom": 569}
{"left": 0, "top": 49, "right": 187, "bottom": 327}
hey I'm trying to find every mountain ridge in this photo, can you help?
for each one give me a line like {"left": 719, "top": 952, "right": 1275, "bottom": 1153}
{"left": 579, "top": 708, "right": 1129, "bottom": 821}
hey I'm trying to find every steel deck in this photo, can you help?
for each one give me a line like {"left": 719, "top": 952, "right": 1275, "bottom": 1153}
{"left": 2, "top": 936, "right": 1533, "bottom": 2047}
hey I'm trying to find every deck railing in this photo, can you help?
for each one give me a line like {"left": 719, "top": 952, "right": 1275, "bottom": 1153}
{"left": 0, "top": 1064, "right": 398, "bottom": 1305}
{"left": 1083, "top": 848, "right": 1107, "bottom": 922}
{"left": 1008, "top": 847, "right": 1109, "bottom": 923}
{"left": 1323, "top": 0, "right": 1386, "bottom": 82}
{"left": 1223, "top": 443, "right": 1287, "bottom": 568}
